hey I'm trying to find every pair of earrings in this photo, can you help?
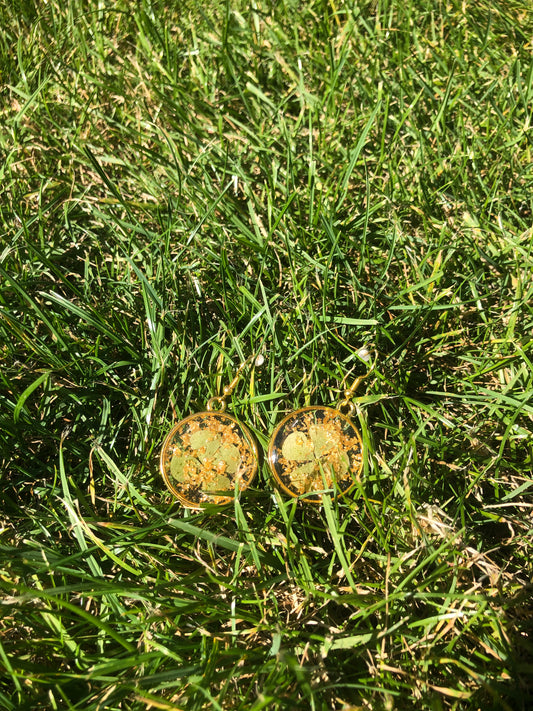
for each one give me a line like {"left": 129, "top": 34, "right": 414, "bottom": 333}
{"left": 159, "top": 356, "right": 372, "bottom": 508}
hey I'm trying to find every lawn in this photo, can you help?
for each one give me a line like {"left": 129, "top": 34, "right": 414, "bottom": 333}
{"left": 1, "top": 0, "right": 532, "bottom": 709}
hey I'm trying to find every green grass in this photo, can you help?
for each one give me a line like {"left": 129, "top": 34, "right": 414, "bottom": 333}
{"left": 1, "top": 0, "right": 532, "bottom": 708}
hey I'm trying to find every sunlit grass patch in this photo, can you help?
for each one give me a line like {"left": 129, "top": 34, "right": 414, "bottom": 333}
{"left": 1, "top": 0, "right": 532, "bottom": 709}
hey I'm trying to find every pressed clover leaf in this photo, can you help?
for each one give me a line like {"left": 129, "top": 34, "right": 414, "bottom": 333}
{"left": 281, "top": 424, "right": 337, "bottom": 462}
{"left": 170, "top": 428, "right": 241, "bottom": 493}
{"left": 281, "top": 422, "right": 350, "bottom": 490}
{"left": 282, "top": 431, "right": 312, "bottom": 461}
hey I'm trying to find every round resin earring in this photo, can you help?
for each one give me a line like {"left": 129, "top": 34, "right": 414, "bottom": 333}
{"left": 267, "top": 359, "right": 373, "bottom": 503}
{"left": 160, "top": 361, "right": 258, "bottom": 508}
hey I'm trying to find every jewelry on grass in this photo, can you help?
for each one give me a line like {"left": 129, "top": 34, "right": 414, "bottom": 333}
{"left": 160, "top": 360, "right": 258, "bottom": 508}
{"left": 267, "top": 357, "right": 373, "bottom": 503}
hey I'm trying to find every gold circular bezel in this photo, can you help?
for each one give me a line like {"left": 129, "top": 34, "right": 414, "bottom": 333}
{"left": 267, "top": 406, "right": 364, "bottom": 503}
{"left": 160, "top": 411, "right": 258, "bottom": 508}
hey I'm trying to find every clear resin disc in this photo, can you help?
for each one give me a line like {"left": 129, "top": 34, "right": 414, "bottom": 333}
{"left": 160, "top": 412, "right": 258, "bottom": 508}
{"left": 267, "top": 406, "right": 363, "bottom": 502}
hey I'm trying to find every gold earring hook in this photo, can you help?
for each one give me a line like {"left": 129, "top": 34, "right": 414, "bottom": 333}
{"left": 336, "top": 349, "right": 376, "bottom": 416}
{"left": 206, "top": 353, "right": 263, "bottom": 412}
